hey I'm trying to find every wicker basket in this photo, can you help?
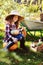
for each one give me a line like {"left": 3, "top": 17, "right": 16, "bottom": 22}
{"left": 37, "top": 44, "right": 43, "bottom": 52}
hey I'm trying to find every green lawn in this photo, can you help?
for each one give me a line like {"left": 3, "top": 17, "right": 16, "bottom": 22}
{"left": 0, "top": 31, "right": 43, "bottom": 65}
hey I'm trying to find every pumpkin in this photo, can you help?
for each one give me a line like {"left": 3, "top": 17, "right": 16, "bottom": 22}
{"left": 3, "top": 42, "right": 18, "bottom": 51}
{"left": 8, "top": 43, "right": 18, "bottom": 51}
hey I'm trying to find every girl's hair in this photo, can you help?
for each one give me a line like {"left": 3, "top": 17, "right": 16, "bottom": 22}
{"left": 6, "top": 15, "right": 14, "bottom": 22}
{"left": 6, "top": 15, "right": 20, "bottom": 27}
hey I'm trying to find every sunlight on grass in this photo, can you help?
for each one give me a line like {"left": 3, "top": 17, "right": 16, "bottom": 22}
{"left": 18, "top": 42, "right": 20, "bottom": 48}
{"left": 0, "top": 51, "right": 8, "bottom": 58}
{"left": 11, "top": 52, "right": 24, "bottom": 61}
{"left": 35, "top": 32, "right": 41, "bottom": 36}
{"left": 0, "top": 58, "right": 11, "bottom": 64}
{"left": 0, "top": 51, "right": 11, "bottom": 64}
{"left": 0, "top": 31, "right": 4, "bottom": 37}
{"left": 0, "top": 23, "right": 5, "bottom": 30}
{"left": 25, "top": 41, "right": 31, "bottom": 47}
{"left": 27, "top": 31, "right": 43, "bottom": 37}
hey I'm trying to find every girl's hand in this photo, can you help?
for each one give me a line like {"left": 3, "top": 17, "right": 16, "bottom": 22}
{"left": 21, "top": 27, "right": 26, "bottom": 31}
{"left": 21, "top": 27, "right": 27, "bottom": 37}
{"left": 12, "top": 37, "right": 18, "bottom": 42}
{"left": 3, "top": 42, "right": 8, "bottom": 48}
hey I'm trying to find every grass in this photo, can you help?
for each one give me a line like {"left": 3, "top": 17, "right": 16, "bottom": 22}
{"left": 0, "top": 31, "right": 43, "bottom": 65}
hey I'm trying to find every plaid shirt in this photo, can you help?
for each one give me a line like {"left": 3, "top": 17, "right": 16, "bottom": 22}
{"left": 4, "top": 23, "right": 18, "bottom": 42}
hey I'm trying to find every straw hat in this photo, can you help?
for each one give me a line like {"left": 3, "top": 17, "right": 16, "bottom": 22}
{"left": 5, "top": 10, "right": 24, "bottom": 21}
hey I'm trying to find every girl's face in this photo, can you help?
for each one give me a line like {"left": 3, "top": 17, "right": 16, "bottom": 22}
{"left": 13, "top": 15, "right": 18, "bottom": 22}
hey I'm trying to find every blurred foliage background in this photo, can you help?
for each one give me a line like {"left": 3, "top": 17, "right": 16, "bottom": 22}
{"left": 0, "top": 0, "right": 43, "bottom": 21}
{"left": 0, "top": 0, "right": 43, "bottom": 30}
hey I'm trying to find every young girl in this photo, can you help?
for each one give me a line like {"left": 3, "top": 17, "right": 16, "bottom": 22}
{"left": 3, "top": 10, "right": 26, "bottom": 51}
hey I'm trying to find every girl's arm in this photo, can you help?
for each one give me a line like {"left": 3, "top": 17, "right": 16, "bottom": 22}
{"left": 6, "top": 24, "right": 12, "bottom": 38}
{"left": 6, "top": 24, "right": 17, "bottom": 42}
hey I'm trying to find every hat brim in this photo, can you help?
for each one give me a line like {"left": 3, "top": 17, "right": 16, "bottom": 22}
{"left": 5, "top": 14, "right": 24, "bottom": 22}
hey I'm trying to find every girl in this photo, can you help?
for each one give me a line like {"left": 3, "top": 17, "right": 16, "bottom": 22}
{"left": 3, "top": 10, "right": 26, "bottom": 51}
